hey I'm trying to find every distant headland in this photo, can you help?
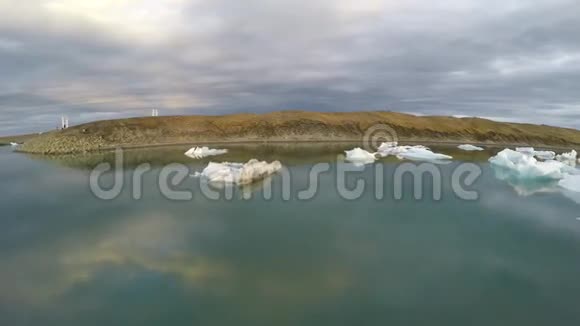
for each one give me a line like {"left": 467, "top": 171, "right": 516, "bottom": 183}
{"left": 7, "top": 111, "right": 580, "bottom": 155}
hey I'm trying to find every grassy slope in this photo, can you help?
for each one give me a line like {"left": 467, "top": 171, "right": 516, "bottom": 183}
{"left": 18, "top": 111, "right": 580, "bottom": 154}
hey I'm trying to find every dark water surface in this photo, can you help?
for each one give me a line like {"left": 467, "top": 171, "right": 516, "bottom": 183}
{"left": 1, "top": 144, "right": 580, "bottom": 326}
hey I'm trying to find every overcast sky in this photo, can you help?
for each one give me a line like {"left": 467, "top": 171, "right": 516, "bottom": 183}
{"left": 1, "top": 0, "right": 579, "bottom": 135}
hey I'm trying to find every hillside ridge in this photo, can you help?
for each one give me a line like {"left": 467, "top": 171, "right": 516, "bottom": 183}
{"left": 17, "top": 111, "right": 580, "bottom": 154}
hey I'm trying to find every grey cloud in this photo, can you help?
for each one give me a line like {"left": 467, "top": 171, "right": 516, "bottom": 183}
{"left": 0, "top": 0, "right": 579, "bottom": 135}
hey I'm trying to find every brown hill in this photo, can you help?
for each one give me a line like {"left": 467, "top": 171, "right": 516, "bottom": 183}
{"left": 18, "top": 111, "right": 580, "bottom": 154}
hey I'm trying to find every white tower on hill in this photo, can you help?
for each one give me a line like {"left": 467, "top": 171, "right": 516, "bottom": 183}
{"left": 60, "top": 115, "right": 69, "bottom": 129}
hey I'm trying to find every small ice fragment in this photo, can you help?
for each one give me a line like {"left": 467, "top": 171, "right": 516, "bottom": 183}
{"left": 344, "top": 148, "right": 377, "bottom": 164}
{"left": 458, "top": 144, "right": 484, "bottom": 151}
{"left": 197, "top": 159, "right": 282, "bottom": 185}
{"left": 185, "top": 146, "right": 228, "bottom": 159}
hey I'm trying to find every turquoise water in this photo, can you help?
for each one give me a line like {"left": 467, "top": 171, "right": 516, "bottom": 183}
{"left": 1, "top": 144, "right": 580, "bottom": 326}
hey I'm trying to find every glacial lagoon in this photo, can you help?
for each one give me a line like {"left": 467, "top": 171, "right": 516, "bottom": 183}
{"left": 1, "top": 144, "right": 580, "bottom": 326}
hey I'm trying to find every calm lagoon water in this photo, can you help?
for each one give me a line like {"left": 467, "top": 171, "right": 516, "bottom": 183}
{"left": 1, "top": 144, "right": 580, "bottom": 326}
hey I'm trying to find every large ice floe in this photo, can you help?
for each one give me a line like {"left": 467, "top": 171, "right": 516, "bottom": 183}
{"left": 490, "top": 148, "right": 580, "bottom": 205}
{"left": 345, "top": 143, "right": 452, "bottom": 164}
{"left": 344, "top": 148, "right": 378, "bottom": 165}
{"left": 193, "top": 159, "right": 282, "bottom": 185}
{"left": 376, "top": 142, "right": 452, "bottom": 162}
{"left": 489, "top": 149, "right": 572, "bottom": 180}
{"left": 458, "top": 144, "right": 484, "bottom": 151}
{"left": 184, "top": 146, "right": 228, "bottom": 159}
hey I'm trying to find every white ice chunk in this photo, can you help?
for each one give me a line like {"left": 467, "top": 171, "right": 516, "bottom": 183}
{"left": 376, "top": 142, "right": 400, "bottom": 155}
{"left": 376, "top": 142, "right": 429, "bottom": 157}
{"left": 515, "top": 147, "right": 555, "bottom": 160}
{"left": 557, "top": 149, "right": 577, "bottom": 161}
{"left": 396, "top": 147, "right": 452, "bottom": 162}
{"left": 375, "top": 142, "right": 451, "bottom": 161}
{"left": 376, "top": 145, "right": 403, "bottom": 157}
{"left": 556, "top": 150, "right": 577, "bottom": 166}
{"left": 184, "top": 146, "right": 228, "bottom": 159}
{"left": 196, "top": 159, "right": 282, "bottom": 185}
{"left": 515, "top": 147, "right": 535, "bottom": 155}
{"left": 557, "top": 163, "right": 580, "bottom": 176}
{"left": 559, "top": 174, "right": 580, "bottom": 193}
{"left": 489, "top": 149, "right": 568, "bottom": 180}
{"left": 344, "top": 148, "right": 377, "bottom": 164}
{"left": 532, "top": 150, "right": 556, "bottom": 160}
{"left": 458, "top": 144, "right": 484, "bottom": 151}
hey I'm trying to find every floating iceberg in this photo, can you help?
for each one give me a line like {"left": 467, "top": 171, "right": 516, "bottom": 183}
{"left": 489, "top": 149, "right": 568, "bottom": 180}
{"left": 492, "top": 148, "right": 580, "bottom": 204}
{"left": 344, "top": 148, "right": 377, "bottom": 164}
{"left": 184, "top": 146, "right": 228, "bottom": 159}
{"left": 458, "top": 144, "right": 484, "bottom": 151}
{"left": 396, "top": 147, "right": 452, "bottom": 162}
{"left": 556, "top": 150, "right": 577, "bottom": 166}
{"left": 376, "top": 142, "right": 428, "bottom": 157}
{"left": 559, "top": 174, "right": 580, "bottom": 193}
{"left": 376, "top": 142, "right": 451, "bottom": 162}
{"left": 195, "top": 159, "right": 282, "bottom": 185}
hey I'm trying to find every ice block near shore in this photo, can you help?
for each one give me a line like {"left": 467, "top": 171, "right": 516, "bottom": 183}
{"left": 376, "top": 142, "right": 452, "bottom": 162}
{"left": 344, "top": 148, "right": 377, "bottom": 164}
{"left": 458, "top": 144, "right": 484, "bottom": 151}
{"left": 184, "top": 146, "right": 228, "bottom": 159}
{"left": 195, "top": 159, "right": 283, "bottom": 185}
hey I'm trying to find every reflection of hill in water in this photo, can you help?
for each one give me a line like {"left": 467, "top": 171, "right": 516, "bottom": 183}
{"left": 27, "top": 142, "right": 498, "bottom": 170}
